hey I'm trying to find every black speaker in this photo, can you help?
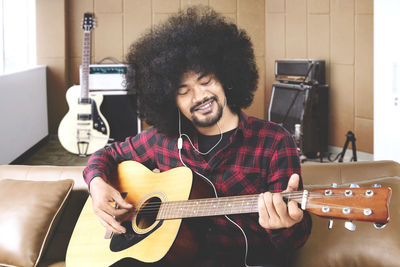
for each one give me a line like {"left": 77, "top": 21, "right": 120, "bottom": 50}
{"left": 100, "top": 95, "right": 138, "bottom": 142}
{"left": 268, "top": 83, "right": 328, "bottom": 158}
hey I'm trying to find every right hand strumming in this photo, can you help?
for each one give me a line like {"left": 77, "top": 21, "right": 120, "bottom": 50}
{"left": 89, "top": 177, "right": 133, "bottom": 234}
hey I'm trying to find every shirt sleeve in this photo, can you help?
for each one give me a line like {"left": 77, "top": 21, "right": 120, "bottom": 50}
{"left": 264, "top": 132, "right": 312, "bottom": 252}
{"left": 82, "top": 128, "right": 158, "bottom": 187}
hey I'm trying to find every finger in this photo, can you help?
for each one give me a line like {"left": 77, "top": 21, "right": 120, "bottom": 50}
{"left": 288, "top": 201, "right": 304, "bottom": 222}
{"left": 93, "top": 199, "right": 126, "bottom": 218}
{"left": 272, "top": 193, "right": 289, "bottom": 219}
{"left": 273, "top": 194, "right": 298, "bottom": 227}
{"left": 263, "top": 192, "right": 279, "bottom": 221}
{"left": 113, "top": 193, "right": 133, "bottom": 210}
{"left": 97, "top": 209, "right": 127, "bottom": 234}
{"left": 98, "top": 217, "right": 124, "bottom": 234}
{"left": 258, "top": 193, "right": 270, "bottom": 226}
{"left": 284, "top": 174, "right": 300, "bottom": 193}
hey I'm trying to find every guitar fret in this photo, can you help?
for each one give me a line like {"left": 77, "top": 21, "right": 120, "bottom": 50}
{"left": 157, "top": 202, "right": 164, "bottom": 220}
{"left": 159, "top": 195, "right": 260, "bottom": 220}
{"left": 81, "top": 31, "right": 91, "bottom": 99}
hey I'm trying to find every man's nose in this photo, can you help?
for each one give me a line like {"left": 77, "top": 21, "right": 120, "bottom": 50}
{"left": 192, "top": 85, "right": 207, "bottom": 102}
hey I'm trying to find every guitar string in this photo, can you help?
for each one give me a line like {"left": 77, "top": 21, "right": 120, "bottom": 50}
{"left": 127, "top": 196, "right": 373, "bottom": 217}
{"left": 125, "top": 190, "right": 376, "bottom": 211}
{"left": 133, "top": 201, "right": 370, "bottom": 215}
{"left": 127, "top": 202, "right": 375, "bottom": 221}
{"left": 122, "top": 188, "right": 382, "bottom": 214}
{"left": 125, "top": 191, "right": 374, "bottom": 212}
{"left": 127, "top": 192, "right": 370, "bottom": 212}
{"left": 127, "top": 193, "right": 305, "bottom": 213}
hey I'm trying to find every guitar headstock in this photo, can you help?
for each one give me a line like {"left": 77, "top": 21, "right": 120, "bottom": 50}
{"left": 82, "top": 13, "right": 96, "bottom": 32}
{"left": 306, "top": 186, "right": 391, "bottom": 224}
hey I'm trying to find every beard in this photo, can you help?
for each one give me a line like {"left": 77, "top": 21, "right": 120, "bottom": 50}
{"left": 190, "top": 96, "right": 224, "bottom": 128}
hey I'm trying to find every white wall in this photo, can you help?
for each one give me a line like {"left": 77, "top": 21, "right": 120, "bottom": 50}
{"left": 0, "top": 66, "right": 48, "bottom": 164}
{"left": 374, "top": 0, "right": 400, "bottom": 163}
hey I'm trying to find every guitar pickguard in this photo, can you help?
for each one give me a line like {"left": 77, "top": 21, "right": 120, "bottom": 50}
{"left": 110, "top": 220, "right": 163, "bottom": 252}
{"left": 91, "top": 100, "right": 108, "bottom": 134}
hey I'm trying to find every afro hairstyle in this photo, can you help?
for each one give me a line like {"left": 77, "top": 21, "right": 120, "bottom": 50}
{"left": 125, "top": 6, "right": 259, "bottom": 136}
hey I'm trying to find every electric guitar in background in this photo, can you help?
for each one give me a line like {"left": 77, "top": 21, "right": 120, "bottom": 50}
{"left": 66, "top": 161, "right": 391, "bottom": 266}
{"left": 58, "top": 13, "right": 109, "bottom": 156}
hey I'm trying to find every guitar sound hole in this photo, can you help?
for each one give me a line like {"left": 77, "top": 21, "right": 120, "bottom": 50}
{"left": 136, "top": 197, "right": 161, "bottom": 229}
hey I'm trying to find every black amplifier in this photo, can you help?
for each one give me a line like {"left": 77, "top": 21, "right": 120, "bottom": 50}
{"left": 275, "top": 59, "right": 325, "bottom": 84}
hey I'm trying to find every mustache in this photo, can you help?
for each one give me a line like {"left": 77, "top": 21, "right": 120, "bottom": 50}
{"left": 190, "top": 96, "right": 218, "bottom": 113}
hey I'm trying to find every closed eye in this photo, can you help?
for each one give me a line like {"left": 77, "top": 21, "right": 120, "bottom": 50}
{"left": 177, "top": 87, "right": 189, "bottom": 95}
{"left": 200, "top": 76, "right": 212, "bottom": 86}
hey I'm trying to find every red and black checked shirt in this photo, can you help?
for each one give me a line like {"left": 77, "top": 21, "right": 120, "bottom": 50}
{"left": 83, "top": 112, "right": 311, "bottom": 266}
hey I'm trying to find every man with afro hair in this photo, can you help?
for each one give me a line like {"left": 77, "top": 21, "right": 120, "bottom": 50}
{"left": 83, "top": 6, "right": 311, "bottom": 267}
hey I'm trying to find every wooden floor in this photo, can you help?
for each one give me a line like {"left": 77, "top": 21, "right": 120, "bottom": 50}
{"left": 20, "top": 135, "right": 90, "bottom": 166}
{"left": 18, "top": 135, "right": 372, "bottom": 167}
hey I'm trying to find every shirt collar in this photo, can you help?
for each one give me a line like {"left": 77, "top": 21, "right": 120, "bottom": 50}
{"left": 237, "top": 111, "right": 249, "bottom": 135}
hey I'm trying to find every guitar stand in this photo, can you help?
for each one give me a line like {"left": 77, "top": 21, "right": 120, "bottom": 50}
{"left": 328, "top": 131, "right": 357, "bottom": 162}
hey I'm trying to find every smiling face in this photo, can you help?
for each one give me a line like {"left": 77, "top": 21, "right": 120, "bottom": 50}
{"left": 176, "top": 71, "right": 228, "bottom": 132}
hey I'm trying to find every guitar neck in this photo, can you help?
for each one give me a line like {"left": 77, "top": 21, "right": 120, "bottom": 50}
{"left": 156, "top": 187, "right": 390, "bottom": 223}
{"left": 80, "top": 30, "right": 91, "bottom": 99}
{"left": 157, "top": 191, "right": 303, "bottom": 220}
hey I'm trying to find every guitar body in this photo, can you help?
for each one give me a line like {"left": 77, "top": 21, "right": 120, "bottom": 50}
{"left": 58, "top": 85, "right": 110, "bottom": 155}
{"left": 66, "top": 161, "right": 212, "bottom": 266}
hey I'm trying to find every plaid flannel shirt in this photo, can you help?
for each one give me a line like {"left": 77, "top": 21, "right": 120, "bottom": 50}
{"left": 83, "top": 112, "right": 311, "bottom": 266}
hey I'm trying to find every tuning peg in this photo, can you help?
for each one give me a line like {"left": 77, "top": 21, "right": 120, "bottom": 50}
{"left": 328, "top": 219, "right": 334, "bottom": 229}
{"left": 344, "top": 221, "right": 356, "bottom": 231}
{"left": 350, "top": 183, "right": 360, "bottom": 188}
{"left": 373, "top": 223, "right": 387, "bottom": 230}
{"left": 331, "top": 183, "right": 338, "bottom": 188}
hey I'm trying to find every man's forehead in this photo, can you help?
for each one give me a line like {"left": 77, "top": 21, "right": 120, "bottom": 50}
{"left": 179, "top": 71, "right": 210, "bottom": 83}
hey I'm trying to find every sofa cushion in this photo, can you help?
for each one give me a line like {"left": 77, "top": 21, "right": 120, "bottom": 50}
{"left": 0, "top": 179, "right": 74, "bottom": 267}
{"left": 293, "top": 176, "right": 400, "bottom": 267}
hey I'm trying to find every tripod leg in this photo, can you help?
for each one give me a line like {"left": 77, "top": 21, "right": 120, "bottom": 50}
{"left": 338, "top": 138, "right": 350, "bottom": 163}
{"left": 349, "top": 133, "right": 357, "bottom": 162}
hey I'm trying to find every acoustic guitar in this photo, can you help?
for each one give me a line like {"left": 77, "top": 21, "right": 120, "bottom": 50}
{"left": 66, "top": 161, "right": 391, "bottom": 266}
{"left": 58, "top": 13, "right": 109, "bottom": 156}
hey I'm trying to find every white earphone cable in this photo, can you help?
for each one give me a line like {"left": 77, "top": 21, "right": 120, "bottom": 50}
{"left": 177, "top": 109, "right": 262, "bottom": 267}
{"left": 178, "top": 110, "right": 223, "bottom": 155}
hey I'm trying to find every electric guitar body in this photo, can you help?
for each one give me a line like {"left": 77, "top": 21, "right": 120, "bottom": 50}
{"left": 58, "top": 13, "right": 110, "bottom": 156}
{"left": 58, "top": 85, "right": 109, "bottom": 155}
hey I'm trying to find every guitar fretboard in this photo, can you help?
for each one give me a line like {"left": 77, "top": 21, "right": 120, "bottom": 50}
{"left": 157, "top": 192, "right": 303, "bottom": 220}
{"left": 80, "top": 31, "right": 91, "bottom": 99}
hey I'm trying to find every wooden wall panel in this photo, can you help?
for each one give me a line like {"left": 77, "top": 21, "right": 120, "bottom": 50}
{"left": 36, "top": 0, "right": 67, "bottom": 134}
{"left": 36, "top": 0, "right": 374, "bottom": 153}
{"left": 264, "top": 0, "right": 373, "bottom": 153}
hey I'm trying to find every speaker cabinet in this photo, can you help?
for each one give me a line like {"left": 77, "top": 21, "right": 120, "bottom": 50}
{"left": 268, "top": 83, "right": 328, "bottom": 158}
{"left": 100, "top": 95, "right": 138, "bottom": 142}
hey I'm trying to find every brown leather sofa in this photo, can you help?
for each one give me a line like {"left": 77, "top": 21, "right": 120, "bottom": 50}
{"left": 0, "top": 160, "right": 399, "bottom": 267}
